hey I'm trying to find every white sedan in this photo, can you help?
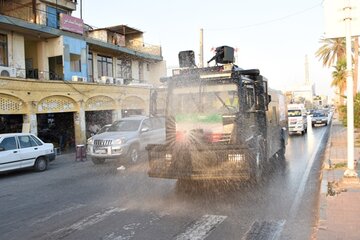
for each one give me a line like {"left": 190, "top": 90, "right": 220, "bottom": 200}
{"left": 0, "top": 133, "right": 55, "bottom": 173}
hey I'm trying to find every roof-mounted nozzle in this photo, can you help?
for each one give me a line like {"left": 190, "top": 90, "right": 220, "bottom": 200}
{"left": 178, "top": 50, "right": 196, "bottom": 68}
{"left": 207, "top": 46, "right": 235, "bottom": 65}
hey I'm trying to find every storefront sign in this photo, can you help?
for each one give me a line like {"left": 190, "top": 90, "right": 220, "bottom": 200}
{"left": 60, "top": 14, "right": 84, "bottom": 35}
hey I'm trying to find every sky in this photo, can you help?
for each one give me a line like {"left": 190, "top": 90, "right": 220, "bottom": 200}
{"left": 73, "top": 0, "right": 336, "bottom": 98}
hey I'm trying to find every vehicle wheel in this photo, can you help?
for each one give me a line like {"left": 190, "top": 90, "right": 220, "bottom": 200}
{"left": 92, "top": 158, "right": 105, "bottom": 164}
{"left": 127, "top": 145, "right": 140, "bottom": 163}
{"left": 250, "top": 137, "right": 266, "bottom": 184}
{"left": 34, "top": 157, "right": 48, "bottom": 172}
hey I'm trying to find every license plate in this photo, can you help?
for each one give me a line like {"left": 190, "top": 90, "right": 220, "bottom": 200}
{"left": 316, "top": 121, "right": 322, "bottom": 123}
{"left": 95, "top": 149, "right": 107, "bottom": 154}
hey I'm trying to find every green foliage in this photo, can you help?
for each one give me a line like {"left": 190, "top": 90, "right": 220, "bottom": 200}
{"left": 340, "top": 93, "right": 360, "bottom": 128}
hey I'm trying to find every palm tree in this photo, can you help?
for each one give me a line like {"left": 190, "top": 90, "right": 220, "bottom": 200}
{"left": 316, "top": 37, "right": 346, "bottom": 67}
{"left": 353, "top": 36, "right": 359, "bottom": 94}
{"left": 332, "top": 59, "right": 347, "bottom": 103}
{"left": 316, "top": 36, "right": 359, "bottom": 95}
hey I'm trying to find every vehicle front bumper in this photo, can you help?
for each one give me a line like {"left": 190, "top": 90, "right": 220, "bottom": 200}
{"left": 86, "top": 144, "right": 128, "bottom": 159}
{"left": 312, "top": 119, "right": 327, "bottom": 125}
{"left": 47, "top": 152, "right": 56, "bottom": 162}
{"left": 147, "top": 144, "right": 252, "bottom": 180}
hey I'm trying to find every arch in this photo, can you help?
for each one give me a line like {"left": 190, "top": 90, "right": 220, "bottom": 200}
{"left": 121, "top": 96, "right": 146, "bottom": 110}
{"left": 85, "top": 95, "right": 116, "bottom": 111}
{"left": 0, "top": 93, "right": 27, "bottom": 114}
{"left": 37, "top": 95, "right": 77, "bottom": 113}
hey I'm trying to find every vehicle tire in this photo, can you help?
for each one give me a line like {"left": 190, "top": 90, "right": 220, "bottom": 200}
{"left": 34, "top": 157, "right": 48, "bottom": 172}
{"left": 127, "top": 145, "right": 140, "bottom": 163}
{"left": 250, "top": 137, "right": 266, "bottom": 184}
{"left": 92, "top": 158, "right": 105, "bottom": 164}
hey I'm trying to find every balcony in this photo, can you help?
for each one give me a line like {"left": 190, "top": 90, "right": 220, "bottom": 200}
{"left": 86, "top": 25, "right": 162, "bottom": 57}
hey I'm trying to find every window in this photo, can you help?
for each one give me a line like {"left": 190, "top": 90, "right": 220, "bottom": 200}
{"left": 141, "top": 119, "right": 151, "bottom": 130}
{"left": 70, "top": 54, "right": 81, "bottom": 72}
{"left": 0, "top": 34, "right": 8, "bottom": 66}
{"left": 116, "top": 58, "right": 132, "bottom": 79}
{"left": 0, "top": 137, "right": 17, "bottom": 150}
{"left": 97, "top": 55, "right": 113, "bottom": 77}
{"left": 88, "top": 52, "right": 93, "bottom": 82}
{"left": 31, "top": 135, "right": 43, "bottom": 146}
{"left": 139, "top": 62, "right": 144, "bottom": 81}
{"left": 19, "top": 135, "right": 37, "bottom": 148}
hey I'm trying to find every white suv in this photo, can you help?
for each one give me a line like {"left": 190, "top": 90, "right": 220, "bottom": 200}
{"left": 87, "top": 116, "right": 165, "bottom": 164}
{"left": 0, "top": 133, "right": 55, "bottom": 173}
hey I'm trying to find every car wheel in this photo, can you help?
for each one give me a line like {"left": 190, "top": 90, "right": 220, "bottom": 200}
{"left": 127, "top": 145, "right": 140, "bottom": 163}
{"left": 34, "top": 157, "right": 48, "bottom": 172}
{"left": 92, "top": 158, "right": 105, "bottom": 164}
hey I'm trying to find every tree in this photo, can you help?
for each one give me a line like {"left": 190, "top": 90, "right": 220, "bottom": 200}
{"left": 316, "top": 37, "right": 346, "bottom": 67}
{"left": 331, "top": 58, "right": 347, "bottom": 99}
{"left": 316, "top": 36, "right": 359, "bottom": 95}
{"left": 339, "top": 93, "right": 360, "bottom": 128}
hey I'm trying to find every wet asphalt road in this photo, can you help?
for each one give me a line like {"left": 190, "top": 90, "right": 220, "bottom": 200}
{"left": 0, "top": 123, "right": 329, "bottom": 240}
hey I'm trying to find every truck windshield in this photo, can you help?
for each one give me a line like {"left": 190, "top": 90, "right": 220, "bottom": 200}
{"left": 168, "top": 82, "right": 238, "bottom": 142}
{"left": 108, "top": 120, "right": 141, "bottom": 132}
{"left": 288, "top": 110, "right": 302, "bottom": 117}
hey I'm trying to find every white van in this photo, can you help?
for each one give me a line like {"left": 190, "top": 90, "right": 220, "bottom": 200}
{"left": 287, "top": 104, "right": 307, "bottom": 135}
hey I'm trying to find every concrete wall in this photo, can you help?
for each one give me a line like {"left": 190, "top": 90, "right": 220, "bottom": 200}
{"left": 5, "top": 32, "right": 26, "bottom": 78}
{"left": 144, "top": 61, "right": 167, "bottom": 86}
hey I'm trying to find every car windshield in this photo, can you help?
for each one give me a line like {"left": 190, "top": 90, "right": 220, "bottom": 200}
{"left": 313, "top": 112, "right": 326, "bottom": 117}
{"left": 288, "top": 109, "right": 302, "bottom": 117}
{"left": 107, "top": 120, "right": 141, "bottom": 132}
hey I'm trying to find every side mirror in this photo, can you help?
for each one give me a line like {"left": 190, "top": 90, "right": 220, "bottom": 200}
{"left": 141, "top": 127, "right": 150, "bottom": 133}
{"left": 268, "top": 94, "right": 272, "bottom": 103}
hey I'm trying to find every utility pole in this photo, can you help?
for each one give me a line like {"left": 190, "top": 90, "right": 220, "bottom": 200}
{"left": 199, "top": 28, "right": 204, "bottom": 68}
{"left": 80, "top": 0, "right": 83, "bottom": 19}
{"left": 343, "top": 1, "right": 357, "bottom": 178}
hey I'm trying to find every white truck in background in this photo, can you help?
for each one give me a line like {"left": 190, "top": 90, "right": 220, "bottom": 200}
{"left": 287, "top": 103, "right": 307, "bottom": 135}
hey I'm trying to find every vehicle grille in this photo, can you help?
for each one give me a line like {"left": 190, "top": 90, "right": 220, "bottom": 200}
{"left": 94, "top": 139, "right": 112, "bottom": 146}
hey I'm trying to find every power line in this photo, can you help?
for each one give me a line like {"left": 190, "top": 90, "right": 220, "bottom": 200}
{"left": 205, "top": 2, "right": 322, "bottom": 31}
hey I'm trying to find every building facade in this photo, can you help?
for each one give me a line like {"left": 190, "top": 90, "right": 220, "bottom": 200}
{"left": 0, "top": 0, "right": 166, "bottom": 150}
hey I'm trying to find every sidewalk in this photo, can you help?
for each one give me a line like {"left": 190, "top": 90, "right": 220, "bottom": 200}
{"left": 315, "top": 116, "right": 360, "bottom": 240}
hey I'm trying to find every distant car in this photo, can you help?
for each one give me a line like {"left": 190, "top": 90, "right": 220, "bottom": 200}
{"left": 0, "top": 133, "right": 55, "bottom": 173}
{"left": 312, "top": 111, "right": 328, "bottom": 127}
{"left": 87, "top": 116, "right": 165, "bottom": 164}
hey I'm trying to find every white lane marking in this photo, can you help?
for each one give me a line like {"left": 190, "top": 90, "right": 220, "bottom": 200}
{"left": 174, "top": 215, "right": 227, "bottom": 240}
{"left": 102, "top": 212, "right": 168, "bottom": 240}
{"left": 30, "top": 204, "right": 86, "bottom": 225}
{"left": 47, "top": 207, "right": 126, "bottom": 239}
{"left": 289, "top": 129, "right": 327, "bottom": 217}
{"left": 242, "top": 220, "right": 286, "bottom": 240}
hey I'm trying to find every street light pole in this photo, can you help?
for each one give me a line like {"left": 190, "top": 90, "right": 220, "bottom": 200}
{"left": 343, "top": 2, "right": 357, "bottom": 178}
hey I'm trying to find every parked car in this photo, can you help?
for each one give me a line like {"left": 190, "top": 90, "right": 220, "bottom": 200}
{"left": 0, "top": 133, "right": 55, "bottom": 173}
{"left": 87, "top": 116, "right": 165, "bottom": 164}
{"left": 311, "top": 111, "right": 328, "bottom": 127}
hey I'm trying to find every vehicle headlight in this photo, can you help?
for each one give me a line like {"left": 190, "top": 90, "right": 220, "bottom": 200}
{"left": 87, "top": 137, "right": 94, "bottom": 145}
{"left": 113, "top": 138, "right": 126, "bottom": 145}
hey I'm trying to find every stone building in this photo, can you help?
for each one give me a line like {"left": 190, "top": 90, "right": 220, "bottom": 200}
{"left": 0, "top": 0, "right": 166, "bottom": 150}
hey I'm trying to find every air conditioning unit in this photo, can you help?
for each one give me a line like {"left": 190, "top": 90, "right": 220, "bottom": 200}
{"left": 0, "top": 66, "right": 16, "bottom": 77}
{"left": 101, "top": 76, "right": 114, "bottom": 84}
{"left": 72, "top": 75, "right": 87, "bottom": 82}
{"left": 115, "top": 78, "right": 124, "bottom": 85}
